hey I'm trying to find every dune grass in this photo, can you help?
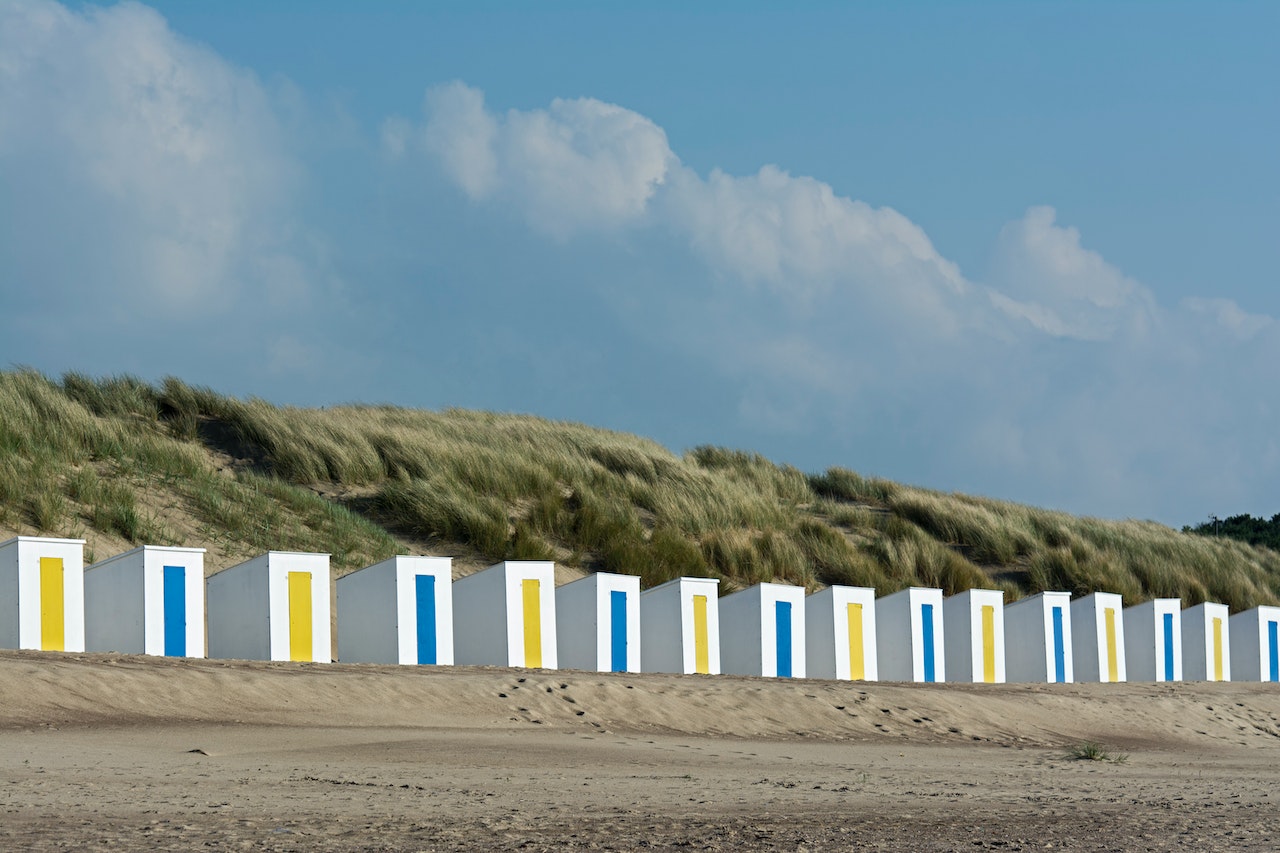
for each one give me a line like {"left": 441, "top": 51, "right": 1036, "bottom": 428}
{"left": 1, "top": 368, "right": 1279, "bottom": 607}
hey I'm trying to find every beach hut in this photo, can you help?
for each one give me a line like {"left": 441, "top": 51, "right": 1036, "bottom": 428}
{"left": 1229, "top": 605, "right": 1280, "bottom": 683}
{"left": 875, "top": 587, "right": 945, "bottom": 683}
{"left": 640, "top": 577, "right": 720, "bottom": 674}
{"left": 336, "top": 556, "right": 454, "bottom": 665}
{"left": 943, "top": 589, "right": 1005, "bottom": 684}
{"left": 206, "top": 551, "right": 331, "bottom": 663}
{"left": 84, "top": 545, "right": 206, "bottom": 657}
{"left": 555, "top": 572, "right": 640, "bottom": 673}
{"left": 452, "top": 561, "right": 557, "bottom": 669}
{"left": 1003, "top": 591, "right": 1073, "bottom": 683}
{"left": 1123, "top": 598, "right": 1182, "bottom": 682}
{"left": 1182, "top": 602, "right": 1230, "bottom": 682}
{"left": 1071, "top": 592, "right": 1126, "bottom": 682}
{"left": 720, "top": 582, "right": 807, "bottom": 679}
{"left": 805, "top": 585, "right": 878, "bottom": 681}
{"left": 0, "top": 536, "right": 85, "bottom": 652}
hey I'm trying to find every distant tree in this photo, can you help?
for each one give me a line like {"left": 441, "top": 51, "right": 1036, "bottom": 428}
{"left": 1183, "top": 513, "right": 1280, "bottom": 551}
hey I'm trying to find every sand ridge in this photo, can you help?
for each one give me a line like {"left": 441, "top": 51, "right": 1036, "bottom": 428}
{"left": 2, "top": 651, "right": 1279, "bottom": 850}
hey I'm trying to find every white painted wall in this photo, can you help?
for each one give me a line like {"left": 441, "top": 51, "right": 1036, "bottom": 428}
{"left": 720, "top": 583, "right": 806, "bottom": 678}
{"left": 337, "top": 556, "right": 454, "bottom": 665}
{"left": 1004, "top": 591, "right": 1074, "bottom": 684}
{"left": 875, "top": 587, "right": 945, "bottom": 683}
{"left": 555, "top": 572, "right": 641, "bottom": 673}
{"left": 805, "top": 585, "right": 878, "bottom": 681}
{"left": 1123, "top": 599, "right": 1182, "bottom": 682}
{"left": 0, "top": 536, "right": 85, "bottom": 652}
{"left": 1071, "top": 592, "right": 1127, "bottom": 683}
{"left": 639, "top": 577, "right": 720, "bottom": 674}
{"left": 1182, "top": 602, "right": 1231, "bottom": 682}
{"left": 943, "top": 589, "right": 1006, "bottom": 683}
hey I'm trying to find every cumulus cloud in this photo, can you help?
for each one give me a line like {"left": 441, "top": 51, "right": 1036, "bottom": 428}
{"left": 389, "top": 81, "right": 674, "bottom": 238}
{"left": 987, "top": 206, "right": 1157, "bottom": 341}
{"left": 397, "top": 84, "right": 974, "bottom": 339}
{"left": 0, "top": 0, "right": 312, "bottom": 317}
{"left": 386, "top": 81, "right": 1280, "bottom": 521}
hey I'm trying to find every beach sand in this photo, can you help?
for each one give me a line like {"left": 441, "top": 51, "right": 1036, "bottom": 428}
{"left": 1, "top": 650, "right": 1277, "bottom": 851}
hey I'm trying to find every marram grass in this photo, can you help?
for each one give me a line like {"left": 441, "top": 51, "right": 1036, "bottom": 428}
{"left": 0, "top": 368, "right": 1278, "bottom": 608}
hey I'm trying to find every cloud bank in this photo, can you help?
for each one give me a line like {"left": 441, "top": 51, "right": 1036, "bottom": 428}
{"left": 2, "top": 2, "right": 1277, "bottom": 524}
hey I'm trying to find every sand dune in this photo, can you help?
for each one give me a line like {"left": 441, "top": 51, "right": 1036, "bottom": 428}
{"left": 2, "top": 651, "right": 1278, "bottom": 850}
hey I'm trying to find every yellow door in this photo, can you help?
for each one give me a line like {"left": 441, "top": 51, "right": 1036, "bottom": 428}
{"left": 692, "top": 595, "right": 709, "bottom": 674}
{"left": 40, "top": 557, "right": 65, "bottom": 651}
{"left": 1104, "top": 607, "right": 1119, "bottom": 682}
{"left": 981, "top": 605, "right": 996, "bottom": 683}
{"left": 287, "top": 572, "right": 313, "bottom": 662}
{"left": 846, "top": 602, "right": 865, "bottom": 680}
{"left": 521, "top": 579, "right": 542, "bottom": 668}
{"left": 1212, "top": 617, "right": 1224, "bottom": 682}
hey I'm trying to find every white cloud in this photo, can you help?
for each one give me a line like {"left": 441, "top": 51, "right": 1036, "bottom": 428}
{"left": 664, "top": 164, "right": 966, "bottom": 299}
{"left": 0, "top": 0, "right": 311, "bottom": 316}
{"left": 987, "top": 206, "right": 1157, "bottom": 341}
{"left": 394, "top": 81, "right": 674, "bottom": 238}
{"left": 420, "top": 82, "right": 498, "bottom": 198}
{"left": 1181, "top": 297, "right": 1274, "bottom": 342}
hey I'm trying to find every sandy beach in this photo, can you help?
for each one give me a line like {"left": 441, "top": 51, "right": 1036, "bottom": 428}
{"left": 1, "top": 650, "right": 1278, "bottom": 851}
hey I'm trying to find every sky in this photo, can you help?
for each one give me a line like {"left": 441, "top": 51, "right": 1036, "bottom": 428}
{"left": 1, "top": 1, "right": 1277, "bottom": 526}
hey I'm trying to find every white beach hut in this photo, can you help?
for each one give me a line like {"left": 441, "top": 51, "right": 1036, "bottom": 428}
{"left": 875, "top": 587, "right": 945, "bottom": 683}
{"left": 1229, "top": 605, "right": 1280, "bottom": 683}
{"left": 0, "top": 536, "right": 85, "bottom": 652}
{"left": 452, "top": 561, "right": 557, "bottom": 669}
{"left": 943, "top": 589, "right": 1006, "bottom": 684}
{"left": 719, "top": 582, "right": 807, "bottom": 679}
{"left": 84, "top": 545, "right": 206, "bottom": 657}
{"left": 206, "top": 551, "right": 332, "bottom": 663}
{"left": 1182, "top": 602, "right": 1230, "bottom": 682}
{"left": 1123, "top": 598, "right": 1182, "bottom": 682}
{"left": 555, "top": 572, "right": 640, "bottom": 673}
{"left": 1071, "top": 591, "right": 1126, "bottom": 682}
{"left": 639, "top": 576, "right": 720, "bottom": 674}
{"left": 805, "top": 585, "right": 878, "bottom": 681}
{"left": 1003, "top": 591, "right": 1074, "bottom": 683}
{"left": 336, "top": 556, "right": 454, "bottom": 665}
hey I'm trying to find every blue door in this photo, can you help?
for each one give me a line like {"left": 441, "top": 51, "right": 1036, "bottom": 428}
{"left": 1269, "top": 620, "right": 1279, "bottom": 683}
{"left": 775, "top": 601, "right": 792, "bottom": 678}
{"left": 416, "top": 575, "right": 437, "bottom": 665}
{"left": 921, "top": 603, "right": 936, "bottom": 682}
{"left": 162, "top": 565, "right": 186, "bottom": 657}
{"left": 1051, "top": 606, "right": 1066, "bottom": 683}
{"left": 609, "top": 590, "right": 628, "bottom": 672}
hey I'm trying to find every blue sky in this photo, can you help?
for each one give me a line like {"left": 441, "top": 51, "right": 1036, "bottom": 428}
{"left": 1, "top": 1, "right": 1277, "bottom": 525}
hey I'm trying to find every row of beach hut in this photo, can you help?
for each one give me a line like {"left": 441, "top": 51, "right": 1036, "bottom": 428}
{"left": 3, "top": 535, "right": 1278, "bottom": 683}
